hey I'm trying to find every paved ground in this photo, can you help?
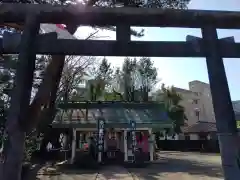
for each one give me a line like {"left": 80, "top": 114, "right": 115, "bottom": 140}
{"left": 33, "top": 151, "right": 223, "bottom": 180}
{"left": 96, "top": 166, "right": 133, "bottom": 180}
{"left": 35, "top": 169, "right": 98, "bottom": 180}
{"left": 28, "top": 163, "right": 98, "bottom": 180}
{"left": 129, "top": 151, "right": 223, "bottom": 180}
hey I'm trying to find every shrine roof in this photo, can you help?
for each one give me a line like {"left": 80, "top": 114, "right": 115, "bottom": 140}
{"left": 52, "top": 102, "right": 172, "bottom": 129}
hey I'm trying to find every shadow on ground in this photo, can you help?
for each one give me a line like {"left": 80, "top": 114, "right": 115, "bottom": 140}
{"left": 128, "top": 156, "right": 223, "bottom": 180}
{"left": 57, "top": 164, "right": 98, "bottom": 175}
{"left": 26, "top": 163, "right": 46, "bottom": 180}
{"left": 27, "top": 162, "right": 99, "bottom": 180}
{"left": 96, "top": 165, "right": 133, "bottom": 180}
{"left": 27, "top": 153, "right": 223, "bottom": 180}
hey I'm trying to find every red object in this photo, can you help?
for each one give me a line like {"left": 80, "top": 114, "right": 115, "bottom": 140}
{"left": 84, "top": 143, "right": 89, "bottom": 150}
{"left": 56, "top": 24, "right": 66, "bottom": 30}
{"left": 142, "top": 134, "right": 149, "bottom": 153}
{"left": 136, "top": 135, "right": 139, "bottom": 143}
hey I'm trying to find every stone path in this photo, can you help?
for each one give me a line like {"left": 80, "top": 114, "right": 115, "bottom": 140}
{"left": 31, "top": 164, "right": 98, "bottom": 180}
{"left": 32, "top": 164, "right": 133, "bottom": 180}
{"left": 31, "top": 152, "right": 224, "bottom": 180}
{"left": 37, "top": 173, "right": 98, "bottom": 180}
{"left": 129, "top": 151, "right": 223, "bottom": 180}
{"left": 96, "top": 166, "right": 134, "bottom": 180}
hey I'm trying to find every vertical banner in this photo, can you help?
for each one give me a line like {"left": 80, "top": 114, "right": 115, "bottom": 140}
{"left": 130, "top": 120, "right": 136, "bottom": 162}
{"left": 98, "top": 118, "right": 105, "bottom": 153}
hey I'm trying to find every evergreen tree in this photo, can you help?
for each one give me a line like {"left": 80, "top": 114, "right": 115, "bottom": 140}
{"left": 161, "top": 84, "right": 187, "bottom": 135}
{"left": 137, "top": 57, "right": 158, "bottom": 101}
{"left": 90, "top": 57, "right": 113, "bottom": 100}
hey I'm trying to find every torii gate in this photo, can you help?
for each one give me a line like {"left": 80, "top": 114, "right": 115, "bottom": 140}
{"left": 1, "top": 3, "right": 240, "bottom": 180}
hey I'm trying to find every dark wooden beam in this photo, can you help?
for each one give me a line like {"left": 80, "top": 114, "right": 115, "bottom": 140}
{"left": 1, "top": 38, "right": 202, "bottom": 57}
{"left": 0, "top": 38, "right": 202, "bottom": 57}
{"left": 57, "top": 101, "right": 163, "bottom": 109}
{"left": 2, "top": 32, "right": 57, "bottom": 53}
{"left": 1, "top": 3, "right": 240, "bottom": 28}
{"left": 116, "top": 25, "right": 130, "bottom": 42}
{"left": 6, "top": 15, "right": 40, "bottom": 131}
{"left": 201, "top": 26, "right": 240, "bottom": 179}
{"left": 2, "top": 37, "right": 240, "bottom": 58}
{"left": 51, "top": 122, "right": 172, "bottom": 129}
{"left": 3, "top": 14, "right": 40, "bottom": 180}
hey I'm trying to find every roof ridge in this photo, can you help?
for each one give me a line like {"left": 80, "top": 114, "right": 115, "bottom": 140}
{"left": 197, "top": 121, "right": 216, "bottom": 124}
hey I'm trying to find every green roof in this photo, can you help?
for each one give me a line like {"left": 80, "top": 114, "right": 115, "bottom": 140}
{"left": 52, "top": 105, "right": 172, "bottom": 129}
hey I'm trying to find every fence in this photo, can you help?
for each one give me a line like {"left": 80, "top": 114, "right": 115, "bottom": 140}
{"left": 31, "top": 149, "right": 71, "bottom": 162}
{"left": 156, "top": 140, "right": 220, "bottom": 153}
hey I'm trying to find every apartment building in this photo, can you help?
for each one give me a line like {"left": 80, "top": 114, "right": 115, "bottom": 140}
{"left": 169, "top": 80, "right": 240, "bottom": 140}
{"left": 173, "top": 80, "right": 216, "bottom": 140}
{"left": 174, "top": 80, "right": 215, "bottom": 125}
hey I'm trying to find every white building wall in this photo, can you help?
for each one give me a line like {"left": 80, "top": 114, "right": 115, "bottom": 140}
{"left": 190, "top": 134, "right": 199, "bottom": 140}
{"left": 173, "top": 80, "right": 215, "bottom": 128}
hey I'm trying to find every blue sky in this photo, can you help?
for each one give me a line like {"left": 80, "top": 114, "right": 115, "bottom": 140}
{"left": 76, "top": 0, "right": 240, "bottom": 101}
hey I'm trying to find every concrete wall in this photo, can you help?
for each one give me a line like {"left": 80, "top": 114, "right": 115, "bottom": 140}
{"left": 174, "top": 87, "right": 201, "bottom": 126}
{"left": 189, "top": 81, "right": 215, "bottom": 123}
{"left": 184, "top": 133, "right": 212, "bottom": 140}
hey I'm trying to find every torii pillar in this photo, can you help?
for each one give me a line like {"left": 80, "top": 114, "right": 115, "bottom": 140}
{"left": 187, "top": 29, "right": 240, "bottom": 180}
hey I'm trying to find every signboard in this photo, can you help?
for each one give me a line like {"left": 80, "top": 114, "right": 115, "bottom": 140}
{"left": 130, "top": 120, "right": 137, "bottom": 161}
{"left": 97, "top": 118, "right": 105, "bottom": 152}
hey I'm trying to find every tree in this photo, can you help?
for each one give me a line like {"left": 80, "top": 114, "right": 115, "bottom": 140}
{"left": 112, "top": 57, "right": 157, "bottom": 101}
{"left": 57, "top": 56, "right": 97, "bottom": 103}
{"left": 161, "top": 84, "right": 187, "bottom": 135}
{"left": 0, "top": 55, "right": 16, "bottom": 164}
{"left": 0, "top": 0, "right": 191, "bottom": 179}
{"left": 137, "top": 57, "right": 157, "bottom": 90}
{"left": 0, "top": 54, "right": 47, "bottom": 163}
{"left": 136, "top": 57, "right": 158, "bottom": 101}
{"left": 111, "top": 67, "right": 123, "bottom": 92}
{"left": 95, "top": 57, "right": 113, "bottom": 83}
{"left": 124, "top": 57, "right": 138, "bottom": 99}
{"left": 90, "top": 57, "right": 113, "bottom": 100}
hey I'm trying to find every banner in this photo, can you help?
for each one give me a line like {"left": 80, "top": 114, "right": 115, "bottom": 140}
{"left": 97, "top": 118, "right": 105, "bottom": 152}
{"left": 130, "top": 120, "right": 136, "bottom": 162}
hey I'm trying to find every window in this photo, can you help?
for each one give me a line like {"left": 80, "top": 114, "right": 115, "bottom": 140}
{"left": 195, "top": 110, "right": 200, "bottom": 120}
{"left": 79, "top": 80, "right": 85, "bottom": 84}
{"left": 194, "top": 92, "right": 198, "bottom": 96}
{"left": 76, "top": 132, "right": 88, "bottom": 150}
{"left": 193, "top": 99, "right": 198, "bottom": 104}
{"left": 185, "top": 135, "right": 190, "bottom": 140}
{"left": 195, "top": 111, "right": 199, "bottom": 117}
{"left": 199, "top": 134, "right": 208, "bottom": 140}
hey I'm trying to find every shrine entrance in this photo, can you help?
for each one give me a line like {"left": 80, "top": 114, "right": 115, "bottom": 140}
{"left": 104, "top": 129, "right": 123, "bottom": 164}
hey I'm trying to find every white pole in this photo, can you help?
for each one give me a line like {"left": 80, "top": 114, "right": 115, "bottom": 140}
{"left": 71, "top": 128, "right": 76, "bottom": 164}
{"left": 124, "top": 130, "right": 128, "bottom": 162}
{"left": 98, "top": 152, "right": 102, "bottom": 163}
{"left": 148, "top": 129, "right": 154, "bottom": 162}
